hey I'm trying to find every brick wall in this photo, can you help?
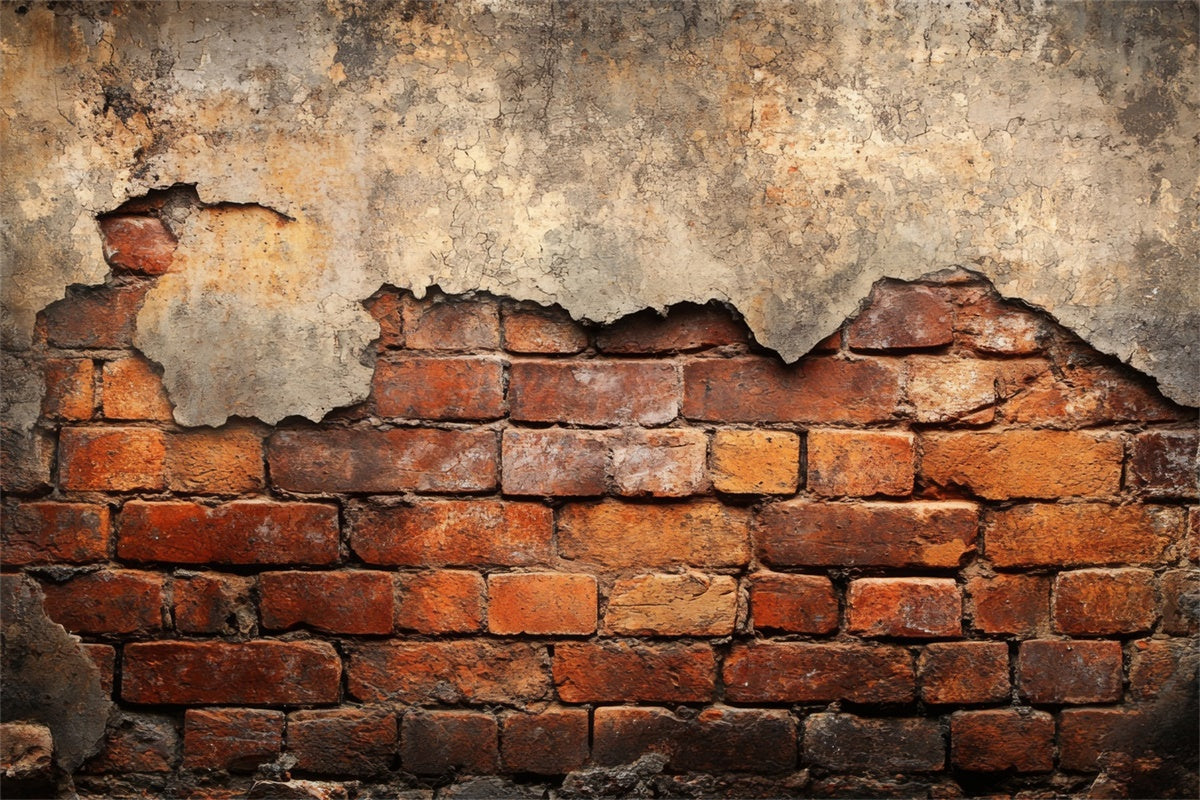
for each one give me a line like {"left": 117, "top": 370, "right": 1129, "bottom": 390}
{"left": 1, "top": 214, "right": 1197, "bottom": 798}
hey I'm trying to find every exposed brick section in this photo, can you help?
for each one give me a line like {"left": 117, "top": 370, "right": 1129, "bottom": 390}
{"left": 758, "top": 500, "right": 977, "bottom": 568}
{"left": 1058, "top": 708, "right": 1143, "bottom": 771}
{"left": 82, "top": 643, "right": 116, "bottom": 696}
{"left": 119, "top": 500, "right": 339, "bottom": 565}
{"left": 748, "top": 572, "right": 839, "bottom": 634}
{"left": 165, "top": 427, "right": 264, "bottom": 494}
{"left": 986, "top": 503, "right": 1179, "bottom": 568}
{"left": 950, "top": 709, "right": 1054, "bottom": 772}
{"left": 123, "top": 641, "right": 341, "bottom": 705}
{"left": 260, "top": 571, "right": 395, "bottom": 635}
{"left": 288, "top": 708, "right": 397, "bottom": 776}
{"left": 101, "top": 356, "right": 173, "bottom": 421}
{"left": 906, "top": 358, "right": 998, "bottom": 424}
{"left": 40, "top": 569, "right": 164, "bottom": 635}
{"left": 554, "top": 641, "right": 716, "bottom": 703}
{"left": 603, "top": 573, "right": 737, "bottom": 636}
{"left": 43, "top": 283, "right": 149, "bottom": 349}
{"left": 488, "top": 573, "right": 597, "bottom": 635}
{"left": 847, "top": 578, "right": 961, "bottom": 639}
{"left": 402, "top": 296, "right": 500, "bottom": 351}
{"left": 99, "top": 215, "right": 176, "bottom": 274}
{"left": 593, "top": 706, "right": 796, "bottom": 773}
{"left": 921, "top": 430, "right": 1123, "bottom": 499}
{"left": 363, "top": 290, "right": 404, "bottom": 348}
{"left": 509, "top": 360, "right": 679, "bottom": 426}
{"left": 502, "top": 306, "right": 588, "bottom": 354}
{"left": 346, "top": 641, "right": 550, "bottom": 704}
{"left": 501, "top": 710, "right": 589, "bottom": 774}
{"left": 967, "top": 573, "right": 1050, "bottom": 635}
{"left": 42, "top": 358, "right": 94, "bottom": 420}
{"left": 401, "top": 711, "right": 499, "bottom": 775}
{"left": 918, "top": 642, "right": 1010, "bottom": 704}
{"left": 395, "top": 570, "right": 485, "bottom": 634}
{"left": 173, "top": 572, "right": 255, "bottom": 635}
{"left": 709, "top": 429, "right": 799, "bottom": 494}
{"left": 1, "top": 502, "right": 110, "bottom": 565}
{"left": 269, "top": 428, "right": 497, "bottom": 493}
{"left": 1129, "top": 638, "right": 1193, "bottom": 700}
{"left": 1129, "top": 430, "right": 1198, "bottom": 498}
{"left": 1017, "top": 639, "right": 1123, "bottom": 704}
{"left": 1161, "top": 568, "right": 1200, "bottom": 635}
{"left": 501, "top": 428, "right": 610, "bottom": 496}
{"left": 807, "top": 429, "right": 914, "bottom": 497}
{"left": 724, "top": 643, "right": 914, "bottom": 704}
{"left": 803, "top": 714, "right": 944, "bottom": 772}
{"left": 596, "top": 304, "right": 746, "bottom": 353}
{"left": 81, "top": 712, "right": 178, "bottom": 774}
{"left": 1002, "top": 362, "right": 1183, "bottom": 427}
{"left": 373, "top": 356, "right": 506, "bottom": 420}
{"left": 684, "top": 356, "right": 901, "bottom": 424}
{"left": 350, "top": 500, "right": 552, "bottom": 567}
{"left": 611, "top": 428, "right": 707, "bottom": 497}
{"left": 954, "top": 286, "right": 1047, "bottom": 355}
{"left": 558, "top": 501, "right": 750, "bottom": 568}
{"left": 183, "top": 709, "right": 283, "bottom": 772}
{"left": 1052, "top": 568, "right": 1158, "bottom": 635}
{"left": 60, "top": 427, "right": 166, "bottom": 491}
{"left": 846, "top": 283, "right": 953, "bottom": 351}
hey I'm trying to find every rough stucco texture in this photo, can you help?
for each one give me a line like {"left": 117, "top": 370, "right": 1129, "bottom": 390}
{"left": 1, "top": 0, "right": 1196, "bottom": 426}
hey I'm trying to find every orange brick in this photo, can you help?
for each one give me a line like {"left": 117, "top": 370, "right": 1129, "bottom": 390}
{"left": 557, "top": 501, "right": 750, "bottom": 569}
{"left": 950, "top": 709, "right": 1053, "bottom": 772}
{"left": 603, "top": 573, "right": 737, "bottom": 636}
{"left": 40, "top": 570, "right": 164, "bottom": 635}
{"left": 59, "top": 427, "right": 165, "bottom": 491}
{"left": 724, "top": 643, "right": 914, "bottom": 704}
{"left": 847, "top": 578, "right": 961, "bottom": 639}
{"left": 1, "top": 502, "right": 110, "bottom": 565}
{"left": 501, "top": 428, "right": 610, "bottom": 496}
{"left": 986, "top": 503, "right": 1179, "bottom": 567}
{"left": 1052, "top": 568, "right": 1157, "bottom": 635}
{"left": 509, "top": 360, "right": 680, "bottom": 426}
{"left": 502, "top": 306, "right": 588, "bottom": 354}
{"left": 260, "top": 570, "right": 395, "bottom": 635}
{"left": 165, "top": 427, "right": 264, "bottom": 494}
{"left": 709, "top": 429, "right": 799, "bottom": 494}
{"left": 99, "top": 215, "right": 176, "bottom": 275}
{"left": 611, "top": 429, "right": 707, "bottom": 497}
{"left": 595, "top": 304, "right": 745, "bottom": 354}
{"left": 966, "top": 573, "right": 1050, "bottom": 635}
{"left": 918, "top": 642, "right": 1010, "bottom": 704}
{"left": 488, "top": 573, "right": 596, "bottom": 635}
{"left": 807, "top": 429, "right": 913, "bottom": 497}
{"left": 748, "top": 572, "right": 838, "bottom": 634}
{"left": 43, "top": 283, "right": 149, "bottom": 349}
{"left": 954, "top": 286, "right": 1047, "bottom": 355}
{"left": 373, "top": 356, "right": 506, "bottom": 420}
{"left": 846, "top": 283, "right": 953, "bottom": 351}
{"left": 402, "top": 295, "right": 500, "bottom": 351}
{"left": 395, "top": 570, "right": 485, "bottom": 634}
{"left": 502, "top": 709, "right": 589, "bottom": 774}
{"left": 362, "top": 289, "right": 404, "bottom": 348}
{"left": 1001, "top": 362, "right": 1182, "bottom": 427}
{"left": 42, "top": 358, "right": 94, "bottom": 420}
{"left": 921, "top": 430, "right": 1123, "bottom": 499}
{"left": 1017, "top": 640, "right": 1122, "bottom": 704}
{"left": 101, "top": 356, "right": 173, "bottom": 421}
{"left": 553, "top": 641, "right": 716, "bottom": 703}
{"left": 347, "top": 641, "right": 550, "bottom": 704}
{"left": 173, "top": 572, "right": 255, "bottom": 635}
{"left": 905, "top": 358, "right": 998, "bottom": 424}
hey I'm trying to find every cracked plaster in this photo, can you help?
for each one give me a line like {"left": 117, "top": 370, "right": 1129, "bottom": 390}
{"left": 1, "top": 0, "right": 1196, "bottom": 427}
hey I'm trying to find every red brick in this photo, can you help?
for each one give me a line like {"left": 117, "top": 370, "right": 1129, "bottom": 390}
{"left": 395, "top": 570, "right": 485, "bottom": 633}
{"left": 846, "top": 283, "right": 953, "bottom": 351}
{"left": 183, "top": 708, "right": 283, "bottom": 772}
{"left": 81, "top": 712, "right": 177, "bottom": 774}
{"left": 346, "top": 641, "right": 550, "bottom": 704}
{"left": 60, "top": 427, "right": 165, "bottom": 491}
{"left": 42, "top": 358, "right": 94, "bottom": 420}
{"left": 350, "top": 500, "right": 551, "bottom": 567}
{"left": 401, "top": 710, "right": 498, "bottom": 775}
{"left": 40, "top": 569, "right": 164, "bottom": 634}
{"left": 803, "top": 714, "right": 944, "bottom": 772}
{"left": 603, "top": 573, "right": 736, "bottom": 636}
{"left": 260, "top": 571, "right": 395, "bottom": 635}
{"left": 363, "top": 289, "right": 404, "bottom": 348}
{"left": 710, "top": 429, "right": 799, "bottom": 494}
{"left": 967, "top": 573, "right": 1050, "bottom": 635}
{"left": 1058, "top": 707, "right": 1144, "bottom": 771}
{"left": 950, "top": 709, "right": 1053, "bottom": 772}
{"left": 557, "top": 501, "right": 750, "bottom": 569}
{"left": 1017, "top": 639, "right": 1123, "bottom": 704}
{"left": 502, "top": 306, "right": 588, "bottom": 354}
{"left": 82, "top": 643, "right": 116, "bottom": 696}
{"left": 748, "top": 572, "right": 838, "bottom": 634}
{"left": 1053, "top": 568, "right": 1158, "bottom": 635}
{"left": 1, "top": 502, "right": 110, "bottom": 565}
{"left": 758, "top": 500, "right": 977, "bottom": 568}
{"left": 500, "top": 429, "right": 610, "bottom": 496}
{"left": 373, "top": 356, "right": 506, "bottom": 420}
{"left": 1161, "top": 568, "right": 1199, "bottom": 635}
{"left": 807, "top": 429, "right": 914, "bottom": 497}
{"left": 596, "top": 304, "right": 746, "bottom": 354}
{"left": 593, "top": 706, "right": 795, "bottom": 773}
{"left": 847, "top": 578, "right": 961, "bottom": 639}
{"left": 99, "top": 215, "right": 176, "bottom": 274}
{"left": 502, "top": 709, "right": 589, "bottom": 774}
{"left": 1129, "top": 639, "right": 1194, "bottom": 700}
{"left": 1129, "top": 431, "right": 1198, "bottom": 498}
{"left": 724, "top": 643, "right": 914, "bottom": 704}
{"left": 921, "top": 430, "right": 1122, "bottom": 499}
{"left": 1001, "top": 362, "right": 1182, "bottom": 427}
{"left": 165, "top": 427, "right": 263, "bottom": 494}
{"left": 611, "top": 429, "right": 707, "bottom": 497}
{"left": 906, "top": 358, "right": 998, "bottom": 424}
{"left": 683, "top": 357, "right": 901, "bottom": 424}
{"left": 954, "top": 286, "right": 1047, "bottom": 355}
{"left": 43, "top": 283, "right": 149, "bottom": 349}
{"left": 509, "top": 360, "right": 679, "bottom": 426}
{"left": 402, "top": 296, "right": 500, "bottom": 351}
{"left": 101, "top": 356, "right": 173, "bottom": 421}
{"left": 119, "top": 500, "right": 339, "bottom": 565}
{"left": 123, "top": 641, "right": 341, "bottom": 705}
{"left": 919, "top": 642, "right": 1010, "bottom": 704}
{"left": 1, "top": 428, "right": 53, "bottom": 493}
{"left": 986, "top": 503, "right": 1179, "bottom": 568}
{"left": 173, "top": 572, "right": 255, "bottom": 635}
{"left": 269, "top": 428, "right": 497, "bottom": 493}
{"left": 288, "top": 708, "right": 397, "bottom": 776}
{"left": 553, "top": 641, "right": 715, "bottom": 703}
{"left": 488, "top": 572, "right": 596, "bottom": 635}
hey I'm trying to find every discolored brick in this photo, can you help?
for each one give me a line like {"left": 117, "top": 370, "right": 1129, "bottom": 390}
{"left": 748, "top": 572, "right": 838, "bottom": 634}
{"left": 173, "top": 572, "right": 255, "bottom": 635}
{"left": 40, "top": 569, "right": 164, "bottom": 635}
{"left": 1161, "top": 568, "right": 1200, "bottom": 635}
{"left": 509, "top": 360, "right": 680, "bottom": 426}
{"left": 165, "top": 426, "right": 264, "bottom": 494}
{"left": 709, "top": 429, "right": 799, "bottom": 494}
{"left": 183, "top": 708, "right": 283, "bottom": 772}
{"left": 595, "top": 304, "right": 746, "bottom": 354}
{"left": 807, "top": 429, "right": 914, "bottom": 497}
{"left": 373, "top": 355, "right": 506, "bottom": 420}
{"left": 603, "top": 573, "right": 737, "bottom": 636}
{"left": 611, "top": 428, "right": 707, "bottom": 497}
{"left": 1052, "top": 568, "right": 1158, "bottom": 635}
{"left": 1017, "top": 639, "right": 1122, "bottom": 704}
{"left": 501, "top": 428, "right": 610, "bottom": 496}
{"left": 846, "top": 283, "right": 953, "bottom": 351}
{"left": 847, "top": 578, "right": 961, "bottom": 639}
{"left": 906, "top": 357, "right": 998, "bottom": 424}
{"left": 1058, "top": 707, "right": 1145, "bottom": 771}
{"left": 1129, "top": 430, "right": 1198, "bottom": 498}
{"left": 1, "top": 502, "right": 109, "bottom": 566}
{"left": 950, "top": 709, "right": 1053, "bottom": 772}
{"left": 81, "top": 712, "right": 178, "bottom": 774}
{"left": 402, "top": 296, "right": 500, "bottom": 351}
{"left": 288, "top": 707, "right": 397, "bottom": 776}
{"left": 724, "top": 642, "right": 914, "bottom": 704}
{"left": 401, "top": 710, "right": 498, "bottom": 775}
{"left": 803, "top": 714, "right": 944, "bottom": 772}
{"left": 42, "top": 358, "right": 94, "bottom": 420}
{"left": 967, "top": 573, "right": 1050, "bottom": 635}
{"left": 43, "top": 283, "right": 149, "bottom": 350}
{"left": 502, "top": 307, "right": 588, "bottom": 354}
{"left": 502, "top": 710, "right": 589, "bottom": 775}
{"left": 101, "top": 356, "right": 174, "bottom": 421}
{"left": 346, "top": 641, "right": 550, "bottom": 705}
{"left": 99, "top": 214, "right": 176, "bottom": 274}
{"left": 557, "top": 501, "right": 750, "bottom": 568}
{"left": 919, "top": 642, "right": 1010, "bottom": 705}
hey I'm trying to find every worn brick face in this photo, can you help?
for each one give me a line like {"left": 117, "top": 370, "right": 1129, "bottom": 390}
{"left": 1, "top": 502, "right": 110, "bottom": 566}
{"left": 501, "top": 428, "right": 610, "bottom": 496}
{"left": 986, "top": 503, "right": 1179, "bottom": 568}
{"left": 918, "top": 642, "right": 1010, "bottom": 704}
{"left": 1017, "top": 639, "right": 1123, "bottom": 704}
{"left": 501, "top": 306, "right": 588, "bottom": 354}
{"left": 373, "top": 355, "right": 506, "bottom": 420}
{"left": 803, "top": 714, "right": 944, "bottom": 772}
{"left": 183, "top": 709, "right": 283, "bottom": 772}
{"left": 99, "top": 215, "right": 176, "bottom": 274}
{"left": 165, "top": 427, "right": 264, "bottom": 494}
{"left": 509, "top": 360, "right": 680, "bottom": 426}
{"left": 173, "top": 572, "right": 255, "bottom": 635}
{"left": 950, "top": 709, "right": 1054, "bottom": 773}
{"left": 81, "top": 712, "right": 178, "bottom": 774}
{"left": 40, "top": 569, "right": 164, "bottom": 635}
{"left": 101, "top": 356, "right": 173, "bottom": 421}
{"left": 748, "top": 572, "right": 839, "bottom": 634}
{"left": 906, "top": 357, "right": 998, "bottom": 424}
{"left": 1052, "top": 568, "right": 1158, "bottom": 635}
{"left": 603, "top": 573, "right": 737, "bottom": 636}
{"left": 558, "top": 501, "right": 750, "bottom": 568}
{"left": 846, "top": 283, "right": 953, "bottom": 351}
{"left": 595, "top": 304, "right": 746, "bottom": 354}
{"left": 807, "top": 429, "right": 914, "bottom": 496}
{"left": 402, "top": 296, "right": 500, "bottom": 351}
{"left": 501, "top": 710, "right": 589, "bottom": 774}
{"left": 260, "top": 570, "right": 396, "bottom": 635}
{"left": 1058, "top": 708, "right": 1144, "bottom": 772}
{"left": 1161, "top": 568, "right": 1200, "bottom": 635}
{"left": 401, "top": 711, "right": 499, "bottom": 775}
{"left": 847, "top": 578, "right": 961, "bottom": 639}
{"left": 554, "top": 641, "right": 716, "bottom": 703}
{"left": 395, "top": 570, "right": 485, "bottom": 634}
{"left": 288, "top": 708, "right": 397, "bottom": 776}
{"left": 724, "top": 643, "right": 914, "bottom": 704}
{"left": 966, "top": 573, "right": 1050, "bottom": 635}
{"left": 709, "top": 429, "right": 799, "bottom": 494}
{"left": 1129, "top": 430, "right": 1198, "bottom": 498}
{"left": 346, "top": 641, "right": 550, "bottom": 705}
{"left": 488, "top": 573, "right": 597, "bottom": 635}
{"left": 43, "top": 283, "right": 149, "bottom": 349}
{"left": 60, "top": 427, "right": 166, "bottom": 491}
{"left": 42, "top": 358, "right": 94, "bottom": 420}
{"left": 611, "top": 428, "right": 708, "bottom": 497}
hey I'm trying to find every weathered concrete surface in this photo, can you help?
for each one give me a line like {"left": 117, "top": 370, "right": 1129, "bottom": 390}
{"left": 2, "top": 1, "right": 1196, "bottom": 425}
